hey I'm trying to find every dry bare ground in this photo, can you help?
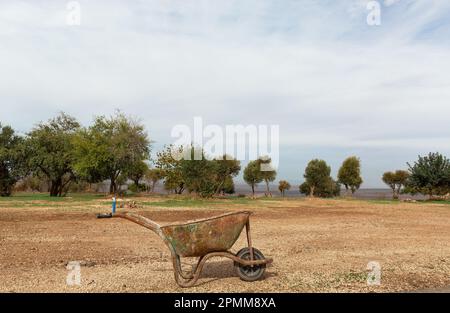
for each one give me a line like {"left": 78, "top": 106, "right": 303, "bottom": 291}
{"left": 0, "top": 195, "right": 449, "bottom": 292}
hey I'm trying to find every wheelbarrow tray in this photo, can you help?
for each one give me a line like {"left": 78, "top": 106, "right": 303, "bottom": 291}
{"left": 160, "top": 211, "right": 251, "bottom": 257}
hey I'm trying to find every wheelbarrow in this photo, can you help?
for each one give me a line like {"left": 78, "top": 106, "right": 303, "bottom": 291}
{"left": 97, "top": 210, "right": 273, "bottom": 287}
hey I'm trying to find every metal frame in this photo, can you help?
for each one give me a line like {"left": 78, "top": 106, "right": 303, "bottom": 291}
{"left": 110, "top": 212, "right": 273, "bottom": 288}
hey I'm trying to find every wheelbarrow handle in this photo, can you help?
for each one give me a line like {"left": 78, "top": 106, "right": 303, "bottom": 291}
{"left": 97, "top": 213, "right": 113, "bottom": 218}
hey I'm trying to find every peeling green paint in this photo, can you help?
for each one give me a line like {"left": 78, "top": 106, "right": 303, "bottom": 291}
{"left": 161, "top": 212, "right": 250, "bottom": 257}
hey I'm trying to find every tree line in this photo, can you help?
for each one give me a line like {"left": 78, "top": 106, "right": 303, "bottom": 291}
{"left": 1, "top": 113, "right": 449, "bottom": 199}
{"left": 0, "top": 112, "right": 150, "bottom": 196}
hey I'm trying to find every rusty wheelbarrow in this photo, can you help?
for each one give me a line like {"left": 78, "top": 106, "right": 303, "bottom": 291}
{"left": 97, "top": 210, "right": 272, "bottom": 287}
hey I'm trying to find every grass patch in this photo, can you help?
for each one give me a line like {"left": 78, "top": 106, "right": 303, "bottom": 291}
{"left": 427, "top": 200, "right": 450, "bottom": 205}
{"left": 365, "top": 199, "right": 401, "bottom": 205}
{"left": 143, "top": 199, "right": 227, "bottom": 208}
{"left": 0, "top": 193, "right": 106, "bottom": 202}
{"left": 365, "top": 199, "right": 450, "bottom": 206}
{"left": 332, "top": 271, "right": 368, "bottom": 285}
{"left": 141, "top": 196, "right": 281, "bottom": 208}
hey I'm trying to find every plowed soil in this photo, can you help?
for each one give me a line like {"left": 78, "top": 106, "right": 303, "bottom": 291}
{"left": 0, "top": 196, "right": 449, "bottom": 292}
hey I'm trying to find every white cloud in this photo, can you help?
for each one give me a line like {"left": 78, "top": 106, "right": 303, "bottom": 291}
{"left": 0, "top": 0, "right": 449, "bottom": 186}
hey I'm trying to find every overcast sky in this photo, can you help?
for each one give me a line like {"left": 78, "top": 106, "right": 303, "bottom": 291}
{"left": 1, "top": 0, "right": 450, "bottom": 187}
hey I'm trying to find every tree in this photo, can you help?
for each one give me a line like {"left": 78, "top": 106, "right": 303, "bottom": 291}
{"left": 73, "top": 112, "right": 150, "bottom": 194}
{"left": 213, "top": 155, "right": 241, "bottom": 194}
{"left": 155, "top": 145, "right": 185, "bottom": 194}
{"left": 382, "top": 170, "right": 409, "bottom": 200}
{"left": 278, "top": 180, "right": 291, "bottom": 197}
{"left": 0, "top": 124, "right": 26, "bottom": 196}
{"left": 220, "top": 175, "right": 235, "bottom": 194}
{"left": 179, "top": 146, "right": 219, "bottom": 198}
{"left": 145, "top": 168, "right": 165, "bottom": 193}
{"left": 407, "top": 152, "right": 450, "bottom": 198}
{"left": 243, "top": 160, "right": 263, "bottom": 197}
{"left": 258, "top": 157, "right": 277, "bottom": 197}
{"left": 303, "top": 159, "right": 332, "bottom": 197}
{"left": 299, "top": 177, "right": 340, "bottom": 198}
{"left": 125, "top": 160, "right": 149, "bottom": 187}
{"left": 338, "top": 156, "right": 363, "bottom": 195}
{"left": 27, "top": 113, "right": 80, "bottom": 196}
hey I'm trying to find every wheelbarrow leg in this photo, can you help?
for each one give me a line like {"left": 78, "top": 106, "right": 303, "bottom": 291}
{"left": 174, "top": 254, "right": 205, "bottom": 280}
{"left": 171, "top": 251, "right": 272, "bottom": 288}
{"left": 245, "top": 220, "right": 254, "bottom": 265}
{"left": 172, "top": 253, "right": 208, "bottom": 288}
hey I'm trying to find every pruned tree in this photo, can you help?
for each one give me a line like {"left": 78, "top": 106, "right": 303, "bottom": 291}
{"left": 338, "top": 156, "right": 363, "bottom": 196}
{"left": 303, "top": 159, "right": 332, "bottom": 197}
{"left": 278, "top": 180, "right": 291, "bottom": 197}
{"left": 299, "top": 177, "right": 340, "bottom": 198}
{"left": 382, "top": 170, "right": 409, "bottom": 199}
{"left": 258, "top": 156, "right": 277, "bottom": 197}
{"left": 243, "top": 160, "right": 263, "bottom": 197}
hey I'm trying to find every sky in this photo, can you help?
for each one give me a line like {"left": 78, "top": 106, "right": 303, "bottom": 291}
{"left": 1, "top": 0, "right": 450, "bottom": 187}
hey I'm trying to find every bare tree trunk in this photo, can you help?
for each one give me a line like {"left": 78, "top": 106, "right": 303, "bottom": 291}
{"left": 50, "top": 178, "right": 62, "bottom": 197}
{"left": 309, "top": 185, "right": 315, "bottom": 197}
{"left": 346, "top": 186, "right": 351, "bottom": 197}
{"left": 265, "top": 180, "right": 271, "bottom": 197}
{"left": 110, "top": 179, "right": 118, "bottom": 195}
{"left": 391, "top": 187, "right": 397, "bottom": 200}
{"left": 215, "top": 179, "right": 225, "bottom": 195}
{"left": 396, "top": 185, "right": 402, "bottom": 200}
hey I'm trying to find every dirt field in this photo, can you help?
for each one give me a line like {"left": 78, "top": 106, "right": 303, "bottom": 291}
{"left": 0, "top": 194, "right": 449, "bottom": 292}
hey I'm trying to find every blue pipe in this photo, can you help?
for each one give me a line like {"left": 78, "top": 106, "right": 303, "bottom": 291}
{"left": 112, "top": 197, "right": 116, "bottom": 214}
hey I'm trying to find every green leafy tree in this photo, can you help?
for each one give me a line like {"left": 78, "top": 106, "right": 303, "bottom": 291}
{"left": 299, "top": 177, "right": 340, "bottom": 198}
{"left": 213, "top": 155, "right": 240, "bottom": 194}
{"left": 125, "top": 160, "right": 149, "bottom": 187}
{"left": 220, "top": 175, "right": 235, "bottom": 194}
{"left": 303, "top": 159, "right": 332, "bottom": 197}
{"left": 301, "top": 159, "right": 340, "bottom": 198}
{"left": 258, "top": 157, "right": 277, "bottom": 197}
{"left": 338, "top": 156, "right": 363, "bottom": 195}
{"left": 73, "top": 112, "right": 150, "bottom": 194}
{"left": 0, "top": 124, "right": 26, "bottom": 196}
{"left": 155, "top": 145, "right": 185, "bottom": 194}
{"left": 27, "top": 113, "right": 80, "bottom": 196}
{"left": 243, "top": 160, "right": 263, "bottom": 197}
{"left": 278, "top": 180, "right": 291, "bottom": 197}
{"left": 407, "top": 152, "right": 450, "bottom": 198}
{"left": 179, "top": 146, "right": 218, "bottom": 198}
{"left": 382, "top": 170, "right": 410, "bottom": 200}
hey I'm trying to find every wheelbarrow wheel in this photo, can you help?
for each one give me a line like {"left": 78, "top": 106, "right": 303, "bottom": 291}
{"left": 234, "top": 247, "right": 266, "bottom": 282}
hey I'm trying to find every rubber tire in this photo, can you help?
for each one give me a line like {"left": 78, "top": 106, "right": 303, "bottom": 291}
{"left": 234, "top": 247, "right": 266, "bottom": 282}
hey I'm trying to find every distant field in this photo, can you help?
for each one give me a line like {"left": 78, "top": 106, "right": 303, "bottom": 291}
{"left": 0, "top": 193, "right": 449, "bottom": 292}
